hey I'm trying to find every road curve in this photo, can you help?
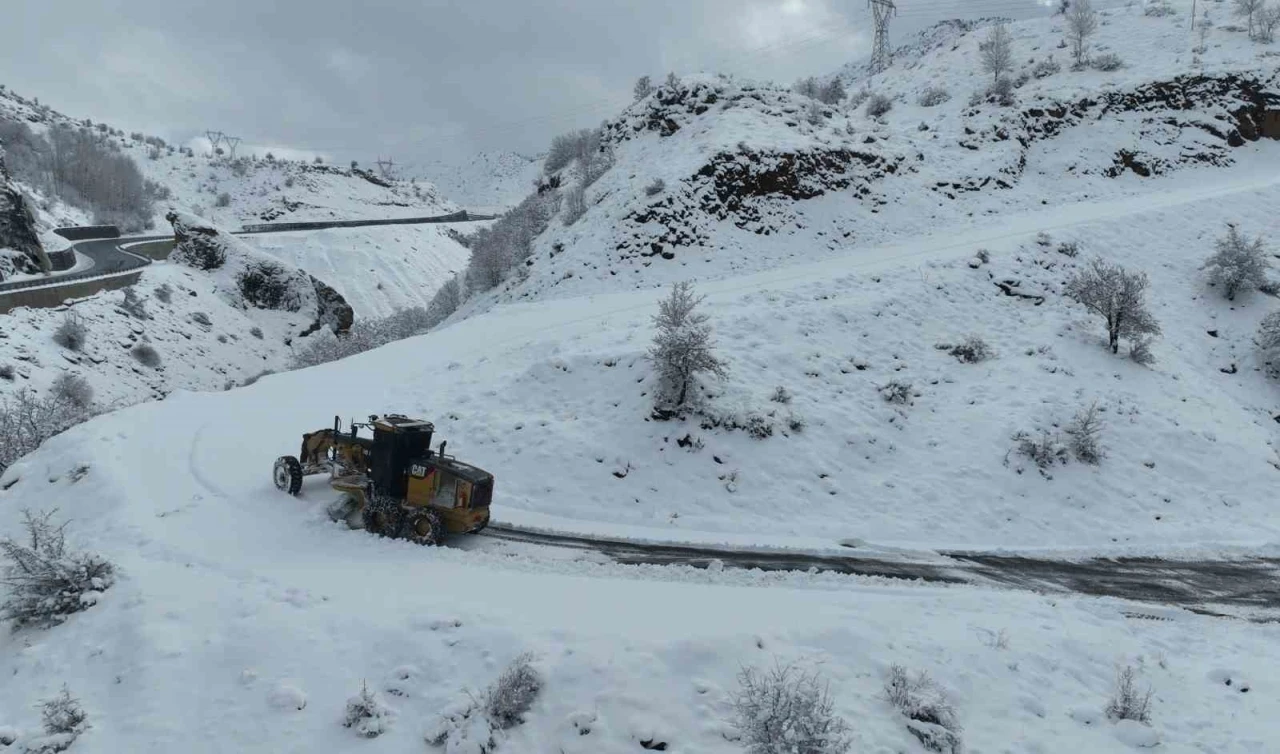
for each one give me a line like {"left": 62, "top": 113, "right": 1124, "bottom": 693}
{"left": 478, "top": 524, "right": 1280, "bottom": 618}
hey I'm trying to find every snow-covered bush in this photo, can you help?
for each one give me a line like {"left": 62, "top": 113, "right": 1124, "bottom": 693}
{"left": 1057, "top": 241, "right": 1080, "bottom": 257}
{"left": 249, "top": 325, "right": 263, "bottom": 339}
{"left": 0, "top": 364, "right": 13, "bottom": 381}
{"left": 291, "top": 307, "right": 432, "bottom": 369}
{"left": 770, "top": 386, "right": 793, "bottom": 404}
{"left": 884, "top": 665, "right": 962, "bottom": 754}
{"left": 1065, "top": 402, "right": 1104, "bottom": 464}
{"left": 1204, "top": 224, "right": 1269, "bottom": 300}
{"left": 880, "top": 380, "right": 913, "bottom": 405}
{"left": 236, "top": 261, "right": 295, "bottom": 309}
{"left": 22, "top": 686, "right": 88, "bottom": 754}
{"left": 49, "top": 373, "right": 93, "bottom": 410}
{"left": 865, "top": 93, "right": 893, "bottom": 118}
{"left": 948, "top": 336, "right": 993, "bottom": 364}
{"left": 425, "top": 275, "right": 463, "bottom": 328}
{"left": 1258, "top": 312, "right": 1280, "bottom": 377}
{"left": 562, "top": 185, "right": 587, "bottom": 225}
{"left": 1105, "top": 665, "right": 1152, "bottom": 724}
{"left": 120, "top": 287, "right": 148, "bottom": 319}
{"left": 1065, "top": 257, "right": 1160, "bottom": 355}
{"left": 214, "top": 192, "right": 231, "bottom": 207}
{"left": 190, "top": 311, "right": 212, "bottom": 328}
{"left": 649, "top": 282, "right": 728, "bottom": 412}
{"left": 1144, "top": 0, "right": 1176, "bottom": 16}
{"left": 634, "top": 75, "right": 654, "bottom": 102}
{"left": 52, "top": 313, "right": 88, "bottom": 352}
{"left": 1031, "top": 56, "right": 1062, "bottom": 78}
{"left": 733, "top": 663, "right": 852, "bottom": 754}
{"left": 131, "top": 343, "right": 162, "bottom": 368}
{"left": 794, "top": 77, "right": 846, "bottom": 105}
{"left": 1129, "top": 335, "right": 1156, "bottom": 365}
{"left": 427, "top": 652, "right": 542, "bottom": 751}
{"left": 645, "top": 178, "right": 666, "bottom": 197}
{"left": 1092, "top": 52, "right": 1125, "bottom": 70}
{"left": 0, "top": 510, "right": 115, "bottom": 631}
{"left": 343, "top": 681, "right": 394, "bottom": 739}
{"left": 1261, "top": 5, "right": 1280, "bottom": 42}
{"left": 153, "top": 283, "right": 172, "bottom": 304}
{"left": 1235, "top": 0, "right": 1266, "bottom": 38}
{"left": 0, "top": 389, "right": 93, "bottom": 476}
{"left": 1012, "top": 429, "right": 1069, "bottom": 470}
{"left": 986, "top": 77, "right": 1016, "bottom": 106}
{"left": 918, "top": 87, "right": 952, "bottom": 107}
{"left": 466, "top": 191, "right": 559, "bottom": 292}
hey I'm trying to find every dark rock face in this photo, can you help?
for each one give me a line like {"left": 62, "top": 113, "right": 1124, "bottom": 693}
{"left": 0, "top": 151, "right": 46, "bottom": 279}
{"left": 310, "top": 276, "right": 354, "bottom": 335}
{"left": 166, "top": 210, "right": 227, "bottom": 270}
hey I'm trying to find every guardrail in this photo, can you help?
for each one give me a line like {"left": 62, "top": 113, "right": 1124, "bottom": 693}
{"left": 53, "top": 225, "right": 121, "bottom": 241}
{"left": 239, "top": 209, "right": 497, "bottom": 234}
{"left": 0, "top": 255, "right": 150, "bottom": 293}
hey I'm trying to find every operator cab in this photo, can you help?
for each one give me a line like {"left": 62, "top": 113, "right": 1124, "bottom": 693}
{"left": 367, "top": 414, "right": 435, "bottom": 498}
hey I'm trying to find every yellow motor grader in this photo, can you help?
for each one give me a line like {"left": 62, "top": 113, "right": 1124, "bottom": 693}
{"left": 273, "top": 414, "right": 493, "bottom": 545}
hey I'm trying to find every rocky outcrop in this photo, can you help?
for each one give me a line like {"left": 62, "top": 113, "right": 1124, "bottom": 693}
{"left": 0, "top": 149, "right": 46, "bottom": 280}
{"left": 165, "top": 210, "right": 354, "bottom": 336}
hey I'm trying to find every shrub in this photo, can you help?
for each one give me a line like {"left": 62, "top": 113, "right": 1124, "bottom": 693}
{"left": 562, "top": 185, "right": 587, "bottom": 225}
{"left": 1258, "top": 311, "right": 1280, "bottom": 377}
{"left": 466, "top": 191, "right": 559, "bottom": 292}
{"left": 1092, "top": 52, "right": 1124, "bottom": 70}
{"left": 190, "top": 311, "right": 212, "bottom": 327}
{"left": 1065, "top": 402, "right": 1104, "bottom": 464}
{"left": 1057, "top": 241, "right": 1080, "bottom": 257}
{"left": 249, "top": 325, "right": 263, "bottom": 339}
{"left": 291, "top": 307, "right": 433, "bottom": 369}
{"left": 649, "top": 282, "right": 728, "bottom": 411}
{"left": 0, "top": 390, "right": 94, "bottom": 476}
{"left": 1012, "top": 429, "right": 1069, "bottom": 470}
{"left": 23, "top": 685, "right": 89, "bottom": 753}
{"left": 52, "top": 313, "right": 88, "bottom": 352}
{"left": 1105, "top": 665, "right": 1152, "bottom": 724}
{"left": 770, "top": 385, "right": 793, "bottom": 404}
{"left": 214, "top": 192, "right": 231, "bottom": 207}
{"left": 1066, "top": 0, "right": 1100, "bottom": 64}
{"left": 980, "top": 22, "right": 1015, "bottom": 83}
{"left": 733, "top": 663, "right": 852, "bottom": 754}
{"left": 986, "top": 77, "right": 1016, "bottom": 106}
{"left": 918, "top": 86, "right": 952, "bottom": 107}
{"left": 949, "top": 336, "right": 993, "bottom": 364}
{"left": 633, "top": 74, "right": 654, "bottom": 102}
{"left": 131, "top": 343, "right": 162, "bottom": 368}
{"left": 1, "top": 510, "right": 115, "bottom": 630}
{"left": 865, "top": 93, "right": 893, "bottom": 117}
{"left": 427, "top": 653, "right": 542, "bottom": 750}
{"left": 1261, "top": 5, "right": 1280, "bottom": 42}
{"left": 880, "top": 380, "right": 913, "bottom": 405}
{"left": 153, "top": 283, "right": 173, "bottom": 304}
{"left": 1129, "top": 336, "right": 1156, "bottom": 366}
{"left": 284, "top": 177, "right": 295, "bottom": 188}
{"left": 49, "top": 373, "right": 93, "bottom": 410}
{"left": 1204, "top": 224, "right": 1269, "bottom": 300}
{"left": 976, "top": 248, "right": 991, "bottom": 264}
{"left": 0, "top": 364, "right": 13, "bottom": 381}
{"left": 1065, "top": 257, "right": 1160, "bottom": 354}
{"left": 885, "top": 665, "right": 962, "bottom": 754}
{"left": 120, "top": 286, "right": 148, "bottom": 319}
{"left": 343, "top": 681, "right": 393, "bottom": 739}
{"left": 1031, "top": 56, "right": 1062, "bottom": 78}
{"left": 1145, "top": 0, "right": 1177, "bottom": 16}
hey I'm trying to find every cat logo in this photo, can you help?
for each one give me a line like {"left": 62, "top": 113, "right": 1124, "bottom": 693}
{"left": 410, "top": 464, "right": 430, "bottom": 478}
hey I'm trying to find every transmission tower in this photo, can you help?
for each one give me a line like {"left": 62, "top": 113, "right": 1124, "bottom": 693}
{"left": 223, "top": 136, "right": 242, "bottom": 159}
{"left": 868, "top": 0, "right": 897, "bottom": 75}
{"left": 205, "top": 130, "right": 225, "bottom": 157}
{"left": 375, "top": 156, "right": 396, "bottom": 179}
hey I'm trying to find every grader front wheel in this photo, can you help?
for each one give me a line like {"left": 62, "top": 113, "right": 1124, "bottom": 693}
{"left": 362, "top": 496, "right": 404, "bottom": 538}
{"left": 273, "top": 456, "right": 303, "bottom": 496}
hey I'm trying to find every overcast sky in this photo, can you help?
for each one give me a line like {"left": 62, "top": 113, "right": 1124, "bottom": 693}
{"left": 4, "top": 0, "right": 1054, "bottom": 169}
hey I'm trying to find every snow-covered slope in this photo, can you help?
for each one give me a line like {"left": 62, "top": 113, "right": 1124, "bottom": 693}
{"left": 243, "top": 224, "right": 473, "bottom": 320}
{"left": 413, "top": 150, "right": 543, "bottom": 211}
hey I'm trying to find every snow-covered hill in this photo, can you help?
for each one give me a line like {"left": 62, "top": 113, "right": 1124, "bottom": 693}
{"left": 412, "top": 150, "right": 544, "bottom": 211}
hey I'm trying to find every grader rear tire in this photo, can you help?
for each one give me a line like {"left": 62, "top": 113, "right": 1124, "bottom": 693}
{"left": 273, "top": 456, "right": 303, "bottom": 496}
{"left": 403, "top": 510, "right": 444, "bottom": 546}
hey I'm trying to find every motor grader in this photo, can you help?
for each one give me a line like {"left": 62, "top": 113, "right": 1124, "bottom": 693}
{"left": 273, "top": 414, "right": 493, "bottom": 545}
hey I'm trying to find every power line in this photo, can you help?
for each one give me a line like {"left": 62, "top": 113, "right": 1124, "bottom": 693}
{"left": 869, "top": 0, "right": 898, "bottom": 74}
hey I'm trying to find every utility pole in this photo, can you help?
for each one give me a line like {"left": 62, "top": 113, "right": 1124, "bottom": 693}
{"left": 868, "top": 0, "right": 897, "bottom": 75}
{"left": 223, "top": 136, "right": 242, "bottom": 159}
{"left": 205, "top": 130, "right": 225, "bottom": 157}
{"left": 1190, "top": 0, "right": 1197, "bottom": 30}
{"left": 375, "top": 156, "right": 396, "bottom": 179}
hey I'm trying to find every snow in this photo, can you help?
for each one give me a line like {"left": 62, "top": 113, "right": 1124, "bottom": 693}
{"left": 2, "top": 3, "right": 1279, "bottom": 752}
{"left": 242, "top": 224, "right": 471, "bottom": 320}
{"left": 412, "top": 150, "right": 544, "bottom": 211}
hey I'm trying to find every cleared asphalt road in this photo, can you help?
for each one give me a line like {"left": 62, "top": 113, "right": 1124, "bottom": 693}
{"left": 478, "top": 525, "right": 1280, "bottom": 619}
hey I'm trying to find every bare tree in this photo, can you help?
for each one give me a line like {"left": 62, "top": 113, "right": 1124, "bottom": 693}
{"left": 1065, "top": 402, "right": 1105, "bottom": 464}
{"left": 649, "top": 282, "right": 728, "bottom": 410}
{"left": 793, "top": 76, "right": 821, "bottom": 99}
{"left": 1235, "top": 0, "right": 1266, "bottom": 37}
{"left": 818, "top": 78, "right": 847, "bottom": 104}
{"left": 1064, "top": 257, "right": 1161, "bottom": 354}
{"left": 633, "top": 75, "right": 654, "bottom": 102}
{"left": 1204, "top": 224, "right": 1270, "bottom": 300}
{"left": 1259, "top": 3, "right": 1280, "bottom": 42}
{"left": 1066, "top": 0, "right": 1100, "bottom": 65}
{"left": 980, "top": 22, "right": 1015, "bottom": 83}
{"left": 1258, "top": 311, "right": 1280, "bottom": 377}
